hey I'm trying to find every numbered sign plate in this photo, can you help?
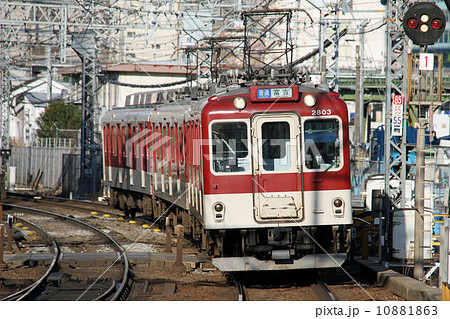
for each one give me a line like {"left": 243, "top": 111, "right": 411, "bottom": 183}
{"left": 392, "top": 95, "right": 403, "bottom": 137}
{"left": 419, "top": 53, "right": 434, "bottom": 71}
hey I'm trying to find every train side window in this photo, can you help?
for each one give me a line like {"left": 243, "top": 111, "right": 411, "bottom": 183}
{"left": 139, "top": 124, "right": 146, "bottom": 169}
{"left": 117, "top": 125, "right": 122, "bottom": 162}
{"left": 133, "top": 126, "right": 137, "bottom": 158}
{"left": 303, "top": 118, "right": 341, "bottom": 170}
{"left": 179, "top": 127, "right": 184, "bottom": 165}
{"left": 122, "top": 126, "right": 126, "bottom": 158}
{"left": 108, "top": 125, "right": 112, "bottom": 155}
{"left": 103, "top": 126, "right": 108, "bottom": 154}
{"left": 211, "top": 122, "right": 249, "bottom": 173}
{"left": 261, "top": 121, "right": 290, "bottom": 171}
{"left": 113, "top": 125, "right": 117, "bottom": 155}
{"left": 171, "top": 125, "right": 175, "bottom": 163}
{"left": 154, "top": 124, "right": 159, "bottom": 160}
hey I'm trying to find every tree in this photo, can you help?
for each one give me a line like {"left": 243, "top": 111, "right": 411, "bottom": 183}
{"left": 36, "top": 101, "right": 82, "bottom": 139}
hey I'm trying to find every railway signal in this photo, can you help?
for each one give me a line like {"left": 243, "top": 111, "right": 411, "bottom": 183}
{"left": 403, "top": 2, "right": 446, "bottom": 45}
{"left": 402, "top": 1, "right": 446, "bottom": 280}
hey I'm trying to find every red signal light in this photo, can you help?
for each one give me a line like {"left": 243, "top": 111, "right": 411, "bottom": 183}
{"left": 432, "top": 18, "right": 443, "bottom": 29}
{"left": 407, "top": 18, "right": 418, "bottom": 29}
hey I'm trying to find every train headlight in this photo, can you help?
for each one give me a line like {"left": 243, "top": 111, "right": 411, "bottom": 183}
{"left": 234, "top": 97, "right": 246, "bottom": 110}
{"left": 333, "top": 198, "right": 344, "bottom": 217}
{"left": 303, "top": 94, "right": 316, "bottom": 108}
{"left": 214, "top": 202, "right": 224, "bottom": 212}
{"left": 333, "top": 198, "right": 343, "bottom": 207}
{"left": 213, "top": 202, "right": 225, "bottom": 221}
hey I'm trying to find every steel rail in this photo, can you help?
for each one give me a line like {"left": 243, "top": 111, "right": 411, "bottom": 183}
{"left": 7, "top": 192, "right": 123, "bottom": 217}
{"left": 313, "top": 278, "right": 336, "bottom": 301}
{"left": 7, "top": 192, "right": 109, "bottom": 208}
{"left": 8, "top": 192, "right": 155, "bottom": 227}
{"left": 1, "top": 216, "right": 60, "bottom": 301}
{"left": 2, "top": 204, "right": 130, "bottom": 301}
{"left": 236, "top": 279, "right": 246, "bottom": 301}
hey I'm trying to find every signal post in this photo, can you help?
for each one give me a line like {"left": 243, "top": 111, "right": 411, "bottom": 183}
{"left": 402, "top": 1, "right": 446, "bottom": 280}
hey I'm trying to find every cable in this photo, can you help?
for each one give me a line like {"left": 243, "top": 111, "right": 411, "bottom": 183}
{"left": 108, "top": 77, "right": 193, "bottom": 88}
{"left": 346, "top": 19, "right": 387, "bottom": 35}
{"left": 288, "top": 28, "right": 348, "bottom": 68}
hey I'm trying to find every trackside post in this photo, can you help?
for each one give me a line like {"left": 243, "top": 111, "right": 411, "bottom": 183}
{"left": 165, "top": 217, "right": 173, "bottom": 253}
{"left": 0, "top": 225, "right": 4, "bottom": 266}
{"left": 6, "top": 215, "right": 13, "bottom": 251}
{"left": 173, "top": 225, "right": 186, "bottom": 273}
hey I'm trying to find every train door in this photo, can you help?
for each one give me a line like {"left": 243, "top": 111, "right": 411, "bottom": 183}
{"left": 251, "top": 113, "right": 303, "bottom": 222}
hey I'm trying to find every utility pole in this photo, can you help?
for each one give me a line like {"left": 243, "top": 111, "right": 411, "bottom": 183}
{"left": 46, "top": 47, "right": 52, "bottom": 103}
{"left": 355, "top": 45, "right": 361, "bottom": 145}
{"left": 414, "top": 120, "right": 425, "bottom": 279}
{"left": 0, "top": 65, "right": 11, "bottom": 199}
{"left": 384, "top": 0, "right": 410, "bottom": 263}
{"left": 72, "top": 33, "right": 101, "bottom": 199}
{"left": 356, "top": 22, "right": 368, "bottom": 145}
{"left": 414, "top": 47, "right": 427, "bottom": 280}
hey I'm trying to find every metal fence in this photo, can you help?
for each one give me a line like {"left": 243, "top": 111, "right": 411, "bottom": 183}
{"left": 9, "top": 138, "right": 80, "bottom": 190}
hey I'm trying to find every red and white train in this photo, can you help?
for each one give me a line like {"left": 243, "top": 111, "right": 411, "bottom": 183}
{"left": 101, "top": 83, "right": 352, "bottom": 271}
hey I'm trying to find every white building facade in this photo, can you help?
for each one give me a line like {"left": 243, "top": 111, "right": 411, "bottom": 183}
{"left": 10, "top": 78, "right": 70, "bottom": 146}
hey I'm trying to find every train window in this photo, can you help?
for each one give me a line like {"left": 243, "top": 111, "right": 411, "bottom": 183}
{"left": 113, "top": 125, "right": 117, "bottom": 155}
{"left": 179, "top": 127, "right": 184, "bottom": 165}
{"left": 122, "top": 126, "right": 126, "bottom": 158}
{"left": 103, "top": 127, "right": 107, "bottom": 154}
{"left": 171, "top": 126, "right": 176, "bottom": 164}
{"left": 107, "top": 125, "right": 112, "bottom": 155}
{"left": 211, "top": 122, "right": 249, "bottom": 173}
{"left": 261, "top": 121, "right": 291, "bottom": 171}
{"left": 133, "top": 126, "right": 137, "bottom": 158}
{"left": 304, "top": 119, "right": 340, "bottom": 170}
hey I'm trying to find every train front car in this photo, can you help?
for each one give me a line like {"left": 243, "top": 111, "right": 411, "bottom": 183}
{"left": 201, "top": 84, "right": 352, "bottom": 271}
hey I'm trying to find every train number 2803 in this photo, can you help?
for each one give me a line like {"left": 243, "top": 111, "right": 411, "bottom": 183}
{"left": 311, "top": 109, "right": 332, "bottom": 116}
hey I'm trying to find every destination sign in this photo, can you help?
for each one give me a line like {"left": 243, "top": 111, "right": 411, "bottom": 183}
{"left": 249, "top": 85, "right": 299, "bottom": 103}
{"left": 256, "top": 87, "right": 293, "bottom": 99}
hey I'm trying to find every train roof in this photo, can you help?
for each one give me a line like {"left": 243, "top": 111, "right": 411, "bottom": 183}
{"left": 122, "top": 83, "right": 331, "bottom": 108}
{"left": 101, "top": 82, "right": 335, "bottom": 125}
{"left": 101, "top": 107, "right": 151, "bottom": 124}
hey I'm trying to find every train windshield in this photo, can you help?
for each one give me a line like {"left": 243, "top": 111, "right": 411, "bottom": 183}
{"left": 304, "top": 118, "right": 341, "bottom": 170}
{"left": 211, "top": 122, "right": 249, "bottom": 173}
{"left": 261, "top": 121, "right": 291, "bottom": 171}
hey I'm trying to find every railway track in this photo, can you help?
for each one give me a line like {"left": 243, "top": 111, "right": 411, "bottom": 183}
{"left": 236, "top": 278, "right": 246, "bottom": 301}
{"left": 2, "top": 193, "right": 406, "bottom": 301}
{"left": 312, "top": 277, "right": 337, "bottom": 301}
{"left": 1, "top": 204, "right": 131, "bottom": 301}
{"left": 6, "top": 192, "right": 159, "bottom": 230}
{"left": 7, "top": 192, "right": 120, "bottom": 216}
{"left": 0, "top": 216, "right": 58, "bottom": 300}
{"left": 231, "top": 270, "right": 338, "bottom": 301}
{"left": 5, "top": 192, "right": 201, "bottom": 252}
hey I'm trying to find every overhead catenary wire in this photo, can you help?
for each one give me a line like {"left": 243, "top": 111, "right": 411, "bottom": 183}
{"left": 108, "top": 77, "right": 194, "bottom": 88}
{"left": 288, "top": 28, "right": 348, "bottom": 68}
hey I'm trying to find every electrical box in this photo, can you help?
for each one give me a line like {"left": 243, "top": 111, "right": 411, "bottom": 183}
{"left": 392, "top": 209, "right": 433, "bottom": 261}
{"left": 440, "top": 219, "right": 449, "bottom": 286}
{"left": 364, "top": 174, "right": 384, "bottom": 212}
